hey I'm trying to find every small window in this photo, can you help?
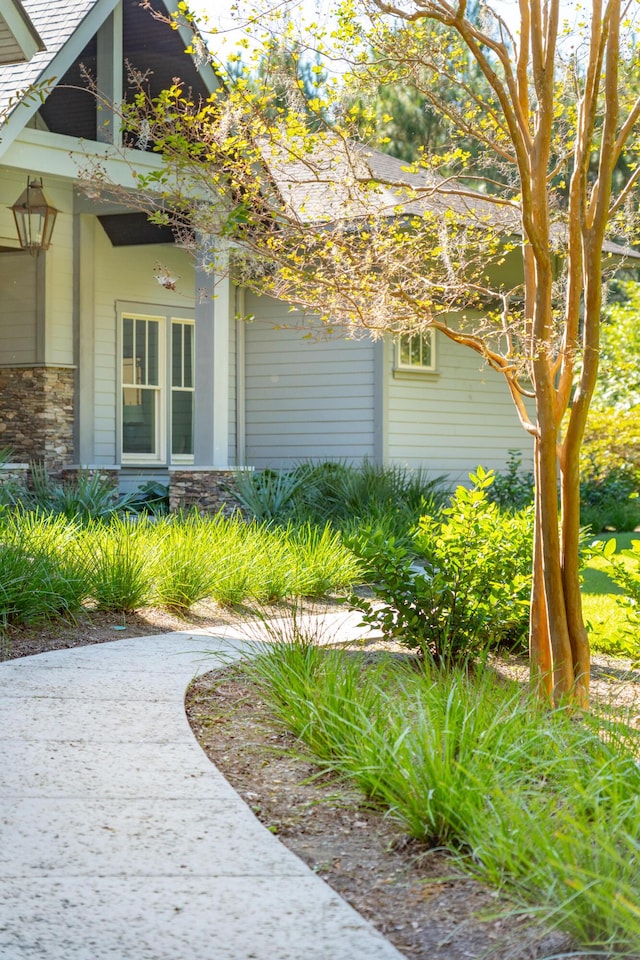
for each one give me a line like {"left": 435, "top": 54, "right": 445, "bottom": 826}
{"left": 396, "top": 330, "right": 436, "bottom": 372}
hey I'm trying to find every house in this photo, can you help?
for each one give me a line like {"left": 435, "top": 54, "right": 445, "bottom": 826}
{"left": 0, "top": 0, "right": 537, "bottom": 510}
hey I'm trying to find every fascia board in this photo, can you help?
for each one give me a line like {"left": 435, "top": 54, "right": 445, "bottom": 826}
{"left": 0, "top": 0, "right": 120, "bottom": 159}
{"left": 3, "top": 127, "right": 221, "bottom": 212}
{"left": 2, "top": 126, "right": 166, "bottom": 188}
{"left": 2, "top": 0, "right": 45, "bottom": 61}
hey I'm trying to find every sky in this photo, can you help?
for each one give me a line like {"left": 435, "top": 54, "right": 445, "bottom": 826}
{"left": 188, "top": 0, "right": 585, "bottom": 64}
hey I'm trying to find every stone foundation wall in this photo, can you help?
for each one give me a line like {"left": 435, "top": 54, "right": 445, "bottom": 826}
{"left": 0, "top": 463, "right": 29, "bottom": 483}
{"left": 0, "top": 367, "right": 75, "bottom": 471}
{"left": 168, "top": 469, "right": 242, "bottom": 515}
{"left": 58, "top": 466, "right": 120, "bottom": 489}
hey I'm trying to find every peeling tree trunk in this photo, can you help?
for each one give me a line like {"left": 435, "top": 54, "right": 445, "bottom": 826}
{"left": 530, "top": 438, "right": 554, "bottom": 702}
{"left": 531, "top": 430, "right": 589, "bottom": 708}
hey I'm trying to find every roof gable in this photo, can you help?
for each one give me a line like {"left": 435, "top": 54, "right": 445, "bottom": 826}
{"left": 0, "top": 0, "right": 220, "bottom": 155}
{"left": 0, "top": 0, "right": 116, "bottom": 148}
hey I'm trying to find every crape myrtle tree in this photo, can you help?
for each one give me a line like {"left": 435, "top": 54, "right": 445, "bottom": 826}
{"left": 115, "top": 0, "right": 640, "bottom": 707}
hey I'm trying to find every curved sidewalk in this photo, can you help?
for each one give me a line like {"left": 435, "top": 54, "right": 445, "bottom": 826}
{"left": 0, "top": 616, "right": 404, "bottom": 960}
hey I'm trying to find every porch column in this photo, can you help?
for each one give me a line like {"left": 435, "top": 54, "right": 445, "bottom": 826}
{"left": 96, "top": 1, "right": 123, "bottom": 145}
{"left": 74, "top": 212, "right": 95, "bottom": 464}
{"left": 193, "top": 262, "right": 230, "bottom": 467}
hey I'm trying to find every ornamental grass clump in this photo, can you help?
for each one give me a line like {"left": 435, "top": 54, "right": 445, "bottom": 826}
{"left": 0, "top": 511, "right": 85, "bottom": 625}
{"left": 242, "top": 637, "right": 640, "bottom": 954}
{"left": 282, "top": 522, "right": 363, "bottom": 597}
{"left": 150, "top": 513, "right": 227, "bottom": 611}
{"left": 79, "top": 518, "right": 156, "bottom": 612}
{"left": 231, "top": 461, "right": 448, "bottom": 538}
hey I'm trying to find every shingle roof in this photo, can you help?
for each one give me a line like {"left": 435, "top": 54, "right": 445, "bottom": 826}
{"left": 0, "top": 0, "right": 222, "bottom": 157}
{"left": 265, "top": 137, "right": 520, "bottom": 232}
{"left": 0, "top": 0, "right": 102, "bottom": 119}
{"left": 264, "top": 137, "right": 640, "bottom": 260}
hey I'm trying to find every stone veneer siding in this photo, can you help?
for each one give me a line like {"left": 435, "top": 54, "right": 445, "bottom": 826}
{"left": 169, "top": 469, "right": 241, "bottom": 515}
{"left": 58, "top": 466, "right": 120, "bottom": 489}
{"left": 0, "top": 367, "right": 75, "bottom": 471}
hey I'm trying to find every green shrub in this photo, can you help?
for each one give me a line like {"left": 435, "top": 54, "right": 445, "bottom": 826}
{"left": 487, "top": 450, "right": 535, "bottom": 510}
{"left": 349, "top": 468, "right": 533, "bottom": 665}
{"left": 581, "top": 405, "right": 640, "bottom": 484}
{"left": 580, "top": 470, "right": 640, "bottom": 533}
{"left": 594, "top": 537, "right": 640, "bottom": 659}
{"left": 125, "top": 480, "right": 170, "bottom": 516}
{"left": 580, "top": 405, "right": 640, "bottom": 532}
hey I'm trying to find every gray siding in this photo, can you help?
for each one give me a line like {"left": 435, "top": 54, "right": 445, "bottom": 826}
{"left": 244, "top": 294, "right": 376, "bottom": 468}
{"left": 387, "top": 331, "right": 533, "bottom": 481}
{"left": 0, "top": 251, "right": 37, "bottom": 364}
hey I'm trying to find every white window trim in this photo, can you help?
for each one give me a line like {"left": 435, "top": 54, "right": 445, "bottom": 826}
{"left": 117, "top": 302, "right": 195, "bottom": 466}
{"left": 394, "top": 329, "right": 438, "bottom": 374}
{"left": 170, "top": 318, "right": 196, "bottom": 464}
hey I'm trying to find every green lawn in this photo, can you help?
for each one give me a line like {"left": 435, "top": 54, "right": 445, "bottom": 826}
{"left": 583, "top": 532, "right": 639, "bottom": 657}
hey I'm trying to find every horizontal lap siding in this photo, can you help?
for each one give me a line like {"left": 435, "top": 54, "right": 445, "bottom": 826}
{"left": 244, "top": 295, "right": 376, "bottom": 468}
{"left": 0, "top": 252, "right": 36, "bottom": 363}
{"left": 387, "top": 332, "right": 533, "bottom": 481}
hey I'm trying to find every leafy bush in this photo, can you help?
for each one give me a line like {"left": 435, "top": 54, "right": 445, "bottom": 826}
{"left": 487, "top": 450, "right": 534, "bottom": 510}
{"left": 579, "top": 405, "right": 640, "bottom": 531}
{"left": 580, "top": 468, "right": 640, "bottom": 533}
{"left": 125, "top": 480, "right": 170, "bottom": 516}
{"left": 349, "top": 468, "right": 533, "bottom": 665}
{"left": 594, "top": 537, "right": 640, "bottom": 659}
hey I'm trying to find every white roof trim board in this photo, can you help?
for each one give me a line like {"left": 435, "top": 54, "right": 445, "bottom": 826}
{"left": 0, "top": 0, "right": 45, "bottom": 64}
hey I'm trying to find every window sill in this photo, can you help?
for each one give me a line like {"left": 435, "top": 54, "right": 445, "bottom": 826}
{"left": 393, "top": 368, "right": 441, "bottom": 381}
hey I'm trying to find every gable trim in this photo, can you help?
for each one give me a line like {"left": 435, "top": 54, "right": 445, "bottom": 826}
{"left": 0, "top": 0, "right": 120, "bottom": 160}
{"left": 0, "top": 0, "right": 45, "bottom": 64}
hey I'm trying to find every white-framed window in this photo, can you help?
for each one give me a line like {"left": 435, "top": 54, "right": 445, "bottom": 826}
{"left": 119, "top": 305, "right": 195, "bottom": 464}
{"left": 396, "top": 329, "right": 437, "bottom": 372}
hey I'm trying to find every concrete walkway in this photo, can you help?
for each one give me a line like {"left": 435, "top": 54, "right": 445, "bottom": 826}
{"left": 0, "top": 614, "right": 405, "bottom": 960}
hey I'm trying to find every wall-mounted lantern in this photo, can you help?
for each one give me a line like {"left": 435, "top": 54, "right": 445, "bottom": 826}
{"left": 11, "top": 178, "right": 58, "bottom": 254}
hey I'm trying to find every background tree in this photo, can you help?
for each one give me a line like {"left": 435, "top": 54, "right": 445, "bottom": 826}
{"left": 580, "top": 280, "right": 640, "bottom": 518}
{"left": 113, "top": 0, "right": 640, "bottom": 706}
